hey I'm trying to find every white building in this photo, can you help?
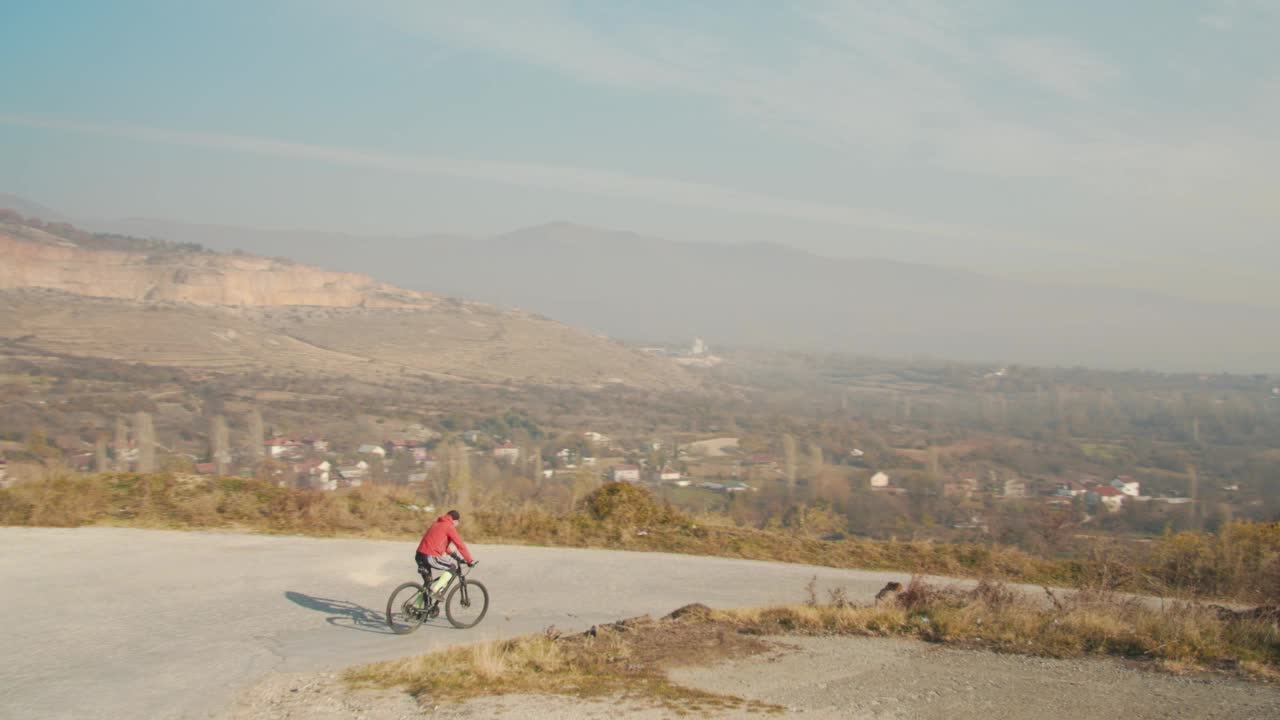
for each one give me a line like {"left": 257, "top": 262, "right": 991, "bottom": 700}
{"left": 611, "top": 465, "right": 641, "bottom": 482}
{"left": 1111, "top": 476, "right": 1141, "bottom": 497}
{"left": 870, "top": 471, "right": 890, "bottom": 488}
{"left": 493, "top": 442, "right": 521, "bottom": 462}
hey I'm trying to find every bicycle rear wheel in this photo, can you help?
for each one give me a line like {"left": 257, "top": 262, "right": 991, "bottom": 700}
{"left": 445, "top": 580, "right": 489, "bottom": 629}
{"left": 386, "top": 582, "right": 427, "bottom": 634}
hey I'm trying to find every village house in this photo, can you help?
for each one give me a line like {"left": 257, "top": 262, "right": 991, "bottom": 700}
{"left": 297, "top": 459, "right": 333, "bottom": 491}
{"left": 1111, "top": 476, "right": 1141, "bottom": 497}
{"left": 357, "top": 444, "right": 387, "bottom": 458}
{"left": 407, "top": 472, "right": 429, "bottom": 486}
{"left": 870, "top": 471, "right": 891, "bottom": 488}
{"left": 194, "top": 462, "right": 217, "bottom": 475}
{"left": 724, "top": 481, "right": 752, "bottom": 493}
{"left": 493, "top": 441, "right": 521, "bottom": 463}
{"left": 1002, "top": 477, "right": 1030, "bottom": 498}
{"left": 610, "top": 464, "right": 641, "bottom": 483}
{"left": 1055, "top": 481, "right": 1088, "bottom": 498}
{"left": 384, "top": 439, "right": 417, "bottom": 454}
{"left": 268, "top": 437, "right": 305, "bottom": 459}
{"left": 336, "top": 460, "right": 369, "bottom": 487}
{"left": 583, "top": 431, "right": 612, "bottom": 446}
{"left": 306, "top": 438, "right": 330, "bottom": 453}
{"left": 1090, "top": 485, "right": 1125, "bottom": 512}
{"left": 658, "top": 466, "right": 682, "bottom": 482}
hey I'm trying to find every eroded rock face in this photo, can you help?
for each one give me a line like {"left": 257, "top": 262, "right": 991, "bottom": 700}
{"left": 0, "top": 230, "right": 435, "bottom": 308}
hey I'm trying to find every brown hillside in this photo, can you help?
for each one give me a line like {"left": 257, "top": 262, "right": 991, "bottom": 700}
{"left": 0, "top": 220, "right": 694, "bottom": 390}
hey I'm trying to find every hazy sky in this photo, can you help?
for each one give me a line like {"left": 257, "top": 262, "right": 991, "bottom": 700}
{"left": 2, "top": 1, "right": 1277, "bottom": 302}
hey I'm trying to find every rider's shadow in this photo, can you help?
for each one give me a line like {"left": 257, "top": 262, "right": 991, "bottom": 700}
{"left": 284, "top": 591, "right": 401, "bottom": 634}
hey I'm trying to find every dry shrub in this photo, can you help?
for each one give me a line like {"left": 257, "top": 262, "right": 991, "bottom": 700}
{"left": 19, "top": 475, "right": 109, "bottom": 526}
{"left": 175, "top": 491, "right": 222, "bottom": 526}
{"left": 581, "top": 482, "right": 687, "bottom": 530}
{"left": 347, "top": 610, "right": 775, "bottom": 711}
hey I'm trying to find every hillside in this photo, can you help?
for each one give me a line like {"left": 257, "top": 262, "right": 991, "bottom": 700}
{"left": 91, "top": 216, "right": 1280, "bottom": 373}
{"left": 0, "top": 216, "right": 694, "bottom": 390}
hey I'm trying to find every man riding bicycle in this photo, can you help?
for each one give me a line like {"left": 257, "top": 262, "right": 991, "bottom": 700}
{"left": 415, "top": 510, "right": 475, "bottom": 596}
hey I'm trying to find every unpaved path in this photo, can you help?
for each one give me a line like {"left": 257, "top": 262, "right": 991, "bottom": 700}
{"left": 3, "top": 527, "right": 1275, "bottom": 720}
{"left": 0, "top": 526, "right": 911, "bottom": 719}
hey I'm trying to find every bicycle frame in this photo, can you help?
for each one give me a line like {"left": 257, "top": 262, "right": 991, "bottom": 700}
{"left": 419, "top": 560, "right": 475, "bottom": 607}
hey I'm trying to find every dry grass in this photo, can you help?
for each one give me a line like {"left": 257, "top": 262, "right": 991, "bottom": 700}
{"left": 345, "top": 610, "right": 781, "bottom": 713}
{"left": 347, "top": 579, "right": 1278, "bottom": 711}
{"left": 723, "top": 577, "right": 1280, "bottom": 681}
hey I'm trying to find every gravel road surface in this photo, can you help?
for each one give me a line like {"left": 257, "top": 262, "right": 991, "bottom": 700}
{"left": 0, "top": 526, "right": 910, "bottom": 719}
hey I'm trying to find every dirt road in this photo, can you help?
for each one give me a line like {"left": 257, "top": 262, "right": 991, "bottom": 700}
{"left": 0, "top": 526, "right": 909, "bottom": 719}
{"left": 2, "top": 527, "right": 1275, "bottom": 720}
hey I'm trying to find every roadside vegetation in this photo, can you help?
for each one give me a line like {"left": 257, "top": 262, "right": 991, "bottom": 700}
{"left": 347, "top": 577, "right": 1279, "bottom": 710}
{"left": 2, "top": 473, "right": 1278, "bottom": 604}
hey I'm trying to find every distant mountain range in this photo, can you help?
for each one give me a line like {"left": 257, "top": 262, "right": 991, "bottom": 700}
{"left": 5, "top": 195, "right": 1279, "bottom": 373}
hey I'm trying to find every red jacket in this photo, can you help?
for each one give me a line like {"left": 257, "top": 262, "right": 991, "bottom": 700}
{"left": 416, "top": 515, "right": 473, "bottom": 564}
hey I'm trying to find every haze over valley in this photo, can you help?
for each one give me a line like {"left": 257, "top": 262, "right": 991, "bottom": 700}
{"left": 3, "top": 3, "right": 1279, "bottom": 718}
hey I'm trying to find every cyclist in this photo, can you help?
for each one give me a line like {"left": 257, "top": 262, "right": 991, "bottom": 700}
{"left": 415, "top": 509, "right": 475, "bottom": 596}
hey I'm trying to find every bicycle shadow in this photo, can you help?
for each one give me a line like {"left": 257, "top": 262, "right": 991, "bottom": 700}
{"left": 284, "top": 591, "right": 405, "bottom": 635}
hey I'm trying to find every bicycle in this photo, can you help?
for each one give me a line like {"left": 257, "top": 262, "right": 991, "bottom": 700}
{"left": 385, "top": 558, "right": 489, "bottom": 634}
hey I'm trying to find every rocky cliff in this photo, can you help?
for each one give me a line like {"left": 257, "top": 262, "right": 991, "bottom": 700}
{"left": 0, "top": 224, "right": 435, "bottom": 308}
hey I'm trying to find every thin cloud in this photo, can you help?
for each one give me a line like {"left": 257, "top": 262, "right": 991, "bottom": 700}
{"left": 375, "top": 1, "right": 1276, "bottom": 198}
{"left": 0, "top": 113, "right": 1012, "bottom": 243}
{"left": 994, "top": 37, "right": 1119, "bottom": 101}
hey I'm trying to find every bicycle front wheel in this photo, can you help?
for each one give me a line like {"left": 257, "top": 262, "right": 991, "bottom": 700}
{"left": 386, "top": 582, "right": 427, "bottom": 634}
{"left": 445, "top": 580, "right": 490, "bottom": 629}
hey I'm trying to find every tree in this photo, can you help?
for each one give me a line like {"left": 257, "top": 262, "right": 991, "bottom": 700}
{"left": 782, "top": 434, "right": 797, "bottom": 497}
{"left": 806, "top": 442, "right": 824, "bottom": 480}
{"left": 530, "top": 446, "right": 544, "bottom": 484}
{"left": 246, "top": 409, "right": 265, "bottom": 462}
{"left": 113, "top": 416, "right": 129, "bottom": 470}
{"left": 210, "top": 415, "right": 229, "bottom": 476}
{"left": 94, "top": 432, "right": 109, "bottom": 473}
{"left": 570, "top": 465, "right": 600, "bottom": 507}
{"left": 448, "top": 441, "right": 473, "bottom": 513}
{"left": 134, "top": 412, "right": 156, "bottom": 473}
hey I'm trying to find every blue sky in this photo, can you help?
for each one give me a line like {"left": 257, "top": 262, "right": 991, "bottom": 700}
{"left": 1, "top": 1, "right": 1277, "bottom": 303}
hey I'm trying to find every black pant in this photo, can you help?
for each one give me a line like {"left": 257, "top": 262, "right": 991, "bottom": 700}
{"left": 415, "top": 551, "right": 459, "bottom": 582}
